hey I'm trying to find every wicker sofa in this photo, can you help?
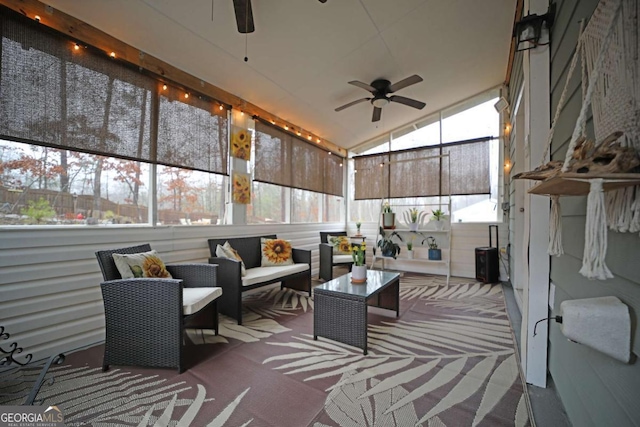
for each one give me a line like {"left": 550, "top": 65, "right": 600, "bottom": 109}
{"left": 208, "top": 235, "right": 311, "bottom": 325}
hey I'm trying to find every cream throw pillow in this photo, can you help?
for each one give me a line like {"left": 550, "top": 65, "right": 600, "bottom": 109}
{"left": 216, "top": 241, "right": 247, "bottom": 276}
{"left": 112, "top": 250, "right": 172, "bottom": 279}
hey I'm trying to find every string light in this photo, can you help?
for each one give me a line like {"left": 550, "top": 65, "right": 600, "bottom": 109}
{"left": 34, "top": 15, "right": 41, "bottom": 22}
{"left": 162, "top": 84, "right": 167, "bottom": 90}
{"left": 219, "top": 104, "right": 224, "bottom": 111}
{"left": 297, "top": 131, "right": 301, "bottom": 136}
{"left": 307, "top": 135, "right": 312, "bottom": 140}
{"left": 240, "top": 111, "right": 245, "bottom": 116}
{"left": 317, "top": 138, "right": 321, "bottom": 143}
{"left": 284, "top": 125, "right": 289, "bottom": 130}
{"left": 184, "top": 93, "right": 189, "bottom": 99}
{"left": 110, "top": 51, "right": 116, "bottom": 58}
{"left": 74, "top": 43, "right": 80, "bottom": 51}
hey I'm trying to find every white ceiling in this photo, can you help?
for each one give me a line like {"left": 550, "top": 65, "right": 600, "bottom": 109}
{"left": 44, "top": 0, "right": 516, "bottom": 151}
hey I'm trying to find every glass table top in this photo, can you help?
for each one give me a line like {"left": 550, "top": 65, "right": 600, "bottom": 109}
{"left": 315, "top": 270, "right": 400, "bottom": 298}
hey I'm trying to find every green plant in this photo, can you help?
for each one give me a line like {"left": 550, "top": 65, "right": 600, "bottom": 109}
{"left": 423, "top": 236, "right": 438, "bottom": 249}
{"left": 431, "top": 209, "right": 446, "bottom": 221}
{"left": 377, "top": 226, "right": 403, "bottom": 258}
{"left": 406, "top": 241, "right": 413, "bottom": 251}
{"left": 21, "top": 198, "right": 56, "bottom": 224}
{"left": 382, "top": 202, "right": 393, "bottom": 214}
{"left": 350, "top": 242, "right": 367, "bottom": 266}
{"left": 403, "top": 208, "right": 427, "bottom": 225}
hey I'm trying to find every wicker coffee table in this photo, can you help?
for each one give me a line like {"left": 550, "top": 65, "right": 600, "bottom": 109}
{"left": 313, "top": 270, "right": 400, "bottom": 355}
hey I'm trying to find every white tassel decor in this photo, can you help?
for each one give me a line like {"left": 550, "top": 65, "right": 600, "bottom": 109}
{"left": 549, "top": 195, "right": 564, "bottom": 256}
{"left": 580, "top": 179, "right": 613, "bottom": 280}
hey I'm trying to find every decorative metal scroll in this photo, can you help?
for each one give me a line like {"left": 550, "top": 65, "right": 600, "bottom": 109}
{"left": 0, "top": 326, "right": 65, "bottom": 405}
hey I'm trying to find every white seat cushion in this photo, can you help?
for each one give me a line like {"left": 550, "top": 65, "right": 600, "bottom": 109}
{"left": 333, "top": 254, "right": 354, "bottom": 264}
{"left": 182, "top": 287, "right": 223, "bottom": 315}
{"left": 242, "top": 264, "right": 309, "bottom": 287}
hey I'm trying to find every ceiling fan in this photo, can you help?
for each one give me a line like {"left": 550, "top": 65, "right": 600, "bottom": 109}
{"left": 335, "top": 75, "right": 426, "bottom": 122}
{"left": 231, "top": 0, "right": 327, "bottom": 33}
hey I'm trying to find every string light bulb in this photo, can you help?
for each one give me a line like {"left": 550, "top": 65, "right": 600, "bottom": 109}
{"left": 297, "top": 131, "right": 301, "bottom": 136}
{"left": 219, "top": 104, "right": 224, "bottom": 111}
{"left": 307, "top": 135, "right": 312, "bottom": 140}
{"left": 34, "top": 15, "right": 41, "bottom": 22}
{"left": 74, "top": 43, "right": 80, "bottom": 51}
{"left": 110, "top": 51, "right": 116, "bottom": 58}
{"left": 162, "top": 84, "right": 167, "bottom": 90}
{"left": 284, "top": 125, "right": 289, "bottom": 130}
{"left": 184, "top": 93, "right": 189, "bottom": 99}
{"left": 317, "top": 138, "right": 321, "bottom": 143}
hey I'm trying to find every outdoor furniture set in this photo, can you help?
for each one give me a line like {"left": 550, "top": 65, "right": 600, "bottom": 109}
{"left": 95, "top": 233, "right": 396, "bottom": 372}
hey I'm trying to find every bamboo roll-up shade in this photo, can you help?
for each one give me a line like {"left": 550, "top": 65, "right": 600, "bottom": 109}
{"left": 354, "top": 153, "right": 389, "bottom": 200}
{"left": 0, "top": 12, "right": 155, "bottom": 163}
{"left": 389, "top": 147, "right": 442, "bottom": 197}
{"left": 442, "top": 139, "right": 491, "bottom": 195}
{"left": 254, "top": 120, "right": 343, "bottom": 196}
{"left": 157, "top": 88, "right": 228, "bottom": 174}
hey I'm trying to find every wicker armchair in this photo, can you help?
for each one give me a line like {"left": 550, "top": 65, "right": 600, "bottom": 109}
{"left": 95, "top": 244, "right": 221, "bottom": 373}
{"left": 319, "top": 231, "right": 354, "bottom": 281}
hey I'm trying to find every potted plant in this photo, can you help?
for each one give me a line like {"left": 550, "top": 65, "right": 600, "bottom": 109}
{"left": 377, "top": 226, "right": 403, "bottom": 258}
{"left": 350, "top": 242, "right": 367, "bottom": 282}
{"left": 382, "top": 202, "right": 395, "bottom": 229}
{"left": 355, "top": 220, "right": 362, "bottom": 236}
{"left": 424, "top": 236, "right": 441, "bottom": 260}
{"left": 403, "top": 208, "right": 427, "bottom": 231}
{"left": 431, "top": 208, "right": 446, "bottom": 230}
{"left": 406, "top": 237, "right": 415, "bottom": 259}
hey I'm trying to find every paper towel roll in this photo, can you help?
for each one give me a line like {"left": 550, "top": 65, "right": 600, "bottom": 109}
{"left": 560, "top": 296, "right": 631, "bottom": 363}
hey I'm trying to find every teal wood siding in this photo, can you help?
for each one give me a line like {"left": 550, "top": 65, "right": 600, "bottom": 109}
{"left": 548, "top": 1, "right": 640, "bottom": 426}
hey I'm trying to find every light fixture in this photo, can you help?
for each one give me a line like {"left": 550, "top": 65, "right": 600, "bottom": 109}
{"left": 74, "top": 43, "right": 80, "bottom": 51}
{"left": 162, "top": 84, "right": 167, "bottom": 90}
{"left": 504, "top": 160, "right": 511, "bottom": 172}
{"left": 184, "top": 93, "right": 189, "bottom": 99}
{"left": 297, "top": 131, "right": 301, "bottom": 136}
{"left": 284, "top": 125, "right": 289, "bottom": 130}
{"left": 505, "top": 123, "right": 512, "bottom": 135}
{"left": 34, "top": 15, "right": 41, "bottom": 22}
{"left": 339, "top": 163, "right": 343, "bottom": 167}
{"left": 241, "top": 111, "right": 245, "bottom": 116}
{"left": 317, "top": 138, "right": 321, "bottom": 143}
{"left": 110, "top": 51, "right": 116, "bottom": 58}
{"left": 219, "top": 104, "right": 224, "bottom": 110}
{"left": 513, "top": 4, "right": 555, "bottom": 52}
{"left": 307, "top": 135, "right": 312, "bottom": 140}
{"left": 372, "top": 97, "right": 390, "bottom": 108}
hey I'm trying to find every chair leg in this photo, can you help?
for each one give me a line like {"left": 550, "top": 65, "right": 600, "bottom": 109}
{"left": 102, "top": 364, "right": 109, "bottom": 372}
{"left": 213, "top": 300, "right": 219, "bottom": 336}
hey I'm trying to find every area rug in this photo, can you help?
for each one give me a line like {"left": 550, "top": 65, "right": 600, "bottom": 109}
{"left": 2, "top": 273, "right": 533, "bottom": 426}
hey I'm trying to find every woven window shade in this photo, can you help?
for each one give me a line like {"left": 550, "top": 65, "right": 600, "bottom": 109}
{"left": 254, "top": 120, "right": 343, "bottom": 196}
{"left": 158, "top": 88, "right": 228, "bottom": 174}
{"left": 354, "top": 153, "right": 389, "bottom": 200}
{"left": 354, "top": 137, "right": 491, "bottom": 199}
{"left": 0, "top": 13, "right": 155, "bottom": 162}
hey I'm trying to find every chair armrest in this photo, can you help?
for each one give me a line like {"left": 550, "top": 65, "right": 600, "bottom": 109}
{"left": 100, "top": 278, "right": 183, "bottom": 314}
{"left": 319, "top": 243, "right": 334, "bottom": 263}
{"left": 292, "top": 248, "right": 311, "bottom": 265}
{"left": 208, "top": 257, "right": 242, "bottom": 287}
{"left": 166, "top": 263, "right": 217, "bottom": 288}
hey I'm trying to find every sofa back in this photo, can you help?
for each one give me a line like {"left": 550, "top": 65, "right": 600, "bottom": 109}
{"left": 208, "top": 235, "right": 277, "bottom": 269}
{"left": 320, "top": 231, "right": 347, "bottom": 244}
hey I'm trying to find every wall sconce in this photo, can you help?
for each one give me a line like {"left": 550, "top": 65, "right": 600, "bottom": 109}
{"left": 513, "top": 4, "right": 555, "bottom": 52}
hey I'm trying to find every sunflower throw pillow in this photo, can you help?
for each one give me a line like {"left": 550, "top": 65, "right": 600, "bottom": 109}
{"left": 328, "top": 235, "right": 351, "bottom": 255}
{"left": 215, "top": 241, "right": 247, "bottom": 276}
{"left": 260, "top": 238, "right": 294, "bottom": 266}
{"left": 112, "top": 250, "right": 172, "bottom": 279}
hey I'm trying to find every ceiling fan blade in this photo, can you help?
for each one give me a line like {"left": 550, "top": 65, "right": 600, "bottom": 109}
{"left": 233, "top": 0, "right": 255, "bottom": 33}
{"left": 389, "top": 95, "right": 426, "bottom": 110}
{"left": 335, "top": 97, "right": 371, "bottom": 112}
{"left": 372, "top": 107, "right": 382, "bottom": 122}
{"left": 388, "top": 75, "right": 423, "bottom": 93}
{"left": 349, "top": 80, "right": 377, "bottom": 93}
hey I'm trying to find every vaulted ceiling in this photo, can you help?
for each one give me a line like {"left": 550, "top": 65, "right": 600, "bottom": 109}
{"left": 43, "top": 0, "right": 516, "bottom": 151}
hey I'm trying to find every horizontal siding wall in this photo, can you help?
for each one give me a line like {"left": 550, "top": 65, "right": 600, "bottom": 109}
{"left": 0, "top": 222, "right": 341, "bottom": 362}
{"left": 547, "top": 1, "right": 640, "bottom": 426}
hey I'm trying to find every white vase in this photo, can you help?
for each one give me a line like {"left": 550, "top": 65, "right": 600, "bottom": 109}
{"left": 383, "top": 212, "right": 395, "bottom": 229}
{"left": 409, "top": 222, "right": 419, "bottom": 231}
{"left": 352, "top": 265, "right": 367, "bottom": 283}
{"left": 434, "top": 220, "right": 444, "bottom": 230}
{"left": 407, "top": 250, "right": 414, "bottom": 259}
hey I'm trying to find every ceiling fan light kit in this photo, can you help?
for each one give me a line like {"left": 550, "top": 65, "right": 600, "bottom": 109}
{"left": 335, "top": 75, "right": 426, "bottom": 122}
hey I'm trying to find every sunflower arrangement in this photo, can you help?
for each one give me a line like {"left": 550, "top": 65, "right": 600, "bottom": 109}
{"left": 350, "top": 242, "right": 367, "bottom": 266}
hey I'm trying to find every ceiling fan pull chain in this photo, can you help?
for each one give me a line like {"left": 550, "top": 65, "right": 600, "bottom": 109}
{"left": 244, "top": 0, "right": 249, "bottom": 62}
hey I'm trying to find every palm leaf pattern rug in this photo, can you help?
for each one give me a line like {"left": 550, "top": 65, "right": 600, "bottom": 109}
{"left": 1, "top": 273, "right": 532, "bottom": 426}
